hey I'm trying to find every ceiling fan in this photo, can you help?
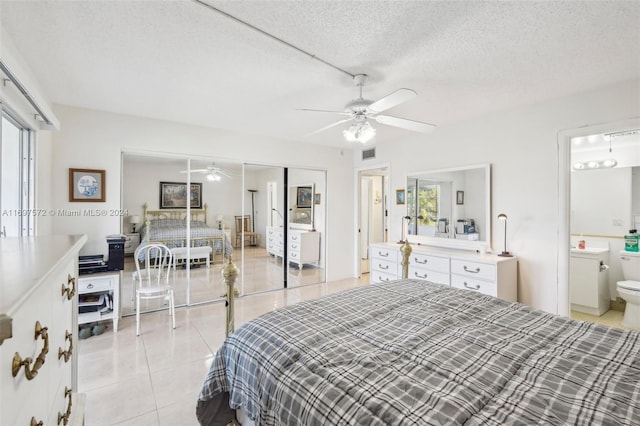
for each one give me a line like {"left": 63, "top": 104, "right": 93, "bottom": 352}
{"left": 299, "top": 74, "right": 436, "bottom": 144}
{"left": 179, "top": 163, "right": 232, "bottom": 182}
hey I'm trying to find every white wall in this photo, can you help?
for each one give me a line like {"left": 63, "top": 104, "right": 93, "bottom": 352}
{"left": 50, "top": 105, "right": 354, "bottom": 282}
{"left": 355, "top": 79, "right": 640, "bottom": 314}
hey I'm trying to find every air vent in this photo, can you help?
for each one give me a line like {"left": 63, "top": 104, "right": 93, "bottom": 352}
{"left": 362, "top": 148, "right": 376, "bottom": 160}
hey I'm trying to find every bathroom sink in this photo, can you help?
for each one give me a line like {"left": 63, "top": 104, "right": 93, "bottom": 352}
{"left": 571, "top": 247, "right": 609, "bottom": 254}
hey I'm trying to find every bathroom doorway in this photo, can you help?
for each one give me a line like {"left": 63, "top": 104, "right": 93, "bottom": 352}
{"left": 558, "top": 117, "right": 640, "bottom": 328}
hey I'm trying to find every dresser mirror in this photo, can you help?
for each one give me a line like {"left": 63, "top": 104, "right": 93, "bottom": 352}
{"left": 289, "top": 183, "right": 315, "bottom": 230}
{"left": 406, "top": 164, "right": 491, "bottom": 251}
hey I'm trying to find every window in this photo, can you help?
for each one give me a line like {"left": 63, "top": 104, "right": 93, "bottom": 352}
{"left": 1, "top": 111, "right": 35, "bottom": 236}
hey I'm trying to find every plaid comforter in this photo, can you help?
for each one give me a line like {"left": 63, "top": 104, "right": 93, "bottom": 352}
{"left": 138, "top": 219, "right": 232, "bottom": 260}
{"left": 197, "top": 279, "right": 640, "bottom": 425}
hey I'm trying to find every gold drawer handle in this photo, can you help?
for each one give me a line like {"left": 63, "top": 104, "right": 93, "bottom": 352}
{"left": 61, "top": 274, "right": 76, "bottom": 300}
{"left": 12, "top": 321, "right": 49, "bottom": 380}
{"left": 463, "top": 266, "right": 481, "bottom": 273}
{"left": 414, "top": 271, "right": 428, "bottom": 279}
{"left": 58, "top": 330, "right": 73, "bottom": 363}
{"left": 57, "top": 387, "right": 73, "bottom": 426}
{"left": 378, "top": 264, "right": 389, "bottom": 270}
{"left": 30, "top": 417, "right": 43, "bottom": 426}
{"left": 377, "top": 251, "right": 389, "bottom": 257}
{"left": 414, "top": 257, "right": 428, "bottom": 264}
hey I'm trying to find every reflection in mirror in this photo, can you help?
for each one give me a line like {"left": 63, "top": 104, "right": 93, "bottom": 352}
{"left": 406, "top": 164, "right": 491, "bottom": 250}
{"left": 287, "top": 169, "right": 326, "bottom": 287}
{"left": 289, "top": 184, "right": 315, "bottom": 230}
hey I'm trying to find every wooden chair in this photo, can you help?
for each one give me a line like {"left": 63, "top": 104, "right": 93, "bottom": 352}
{"left": 235, "top": 215, "right": 258, "bottom": 247}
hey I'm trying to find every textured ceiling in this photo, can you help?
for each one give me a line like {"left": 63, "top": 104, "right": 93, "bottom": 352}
{"left": 1, "top": 0, "right": 639, "bottom": 147}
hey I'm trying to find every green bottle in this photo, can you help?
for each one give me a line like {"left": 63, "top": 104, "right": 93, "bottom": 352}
{"left": 625, "top": 229, "right": 639, "bottom": 252}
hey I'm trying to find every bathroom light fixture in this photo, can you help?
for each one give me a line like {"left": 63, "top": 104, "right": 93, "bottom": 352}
{"left": 497, "top": 213, "right": 513, "bottom": 257}
{"left": 572, "top": 159, "right": 617, "bottom": 171}
{"left": 343, "top": 120, "right": 376, "bottom": 144}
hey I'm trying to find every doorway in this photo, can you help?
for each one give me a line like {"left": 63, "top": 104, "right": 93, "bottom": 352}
{"left": 358, "top": 166, "right": 389, "bottom": 277}
{"left": 557, "top": 117, "right": 640, "bottom": 319}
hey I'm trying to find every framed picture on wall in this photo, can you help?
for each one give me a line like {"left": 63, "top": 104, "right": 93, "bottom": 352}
{"left": 456, "top": 190, "right": 464, "bottom": 205}
{"left": 69, "top": 168, "right": 106, "bottom": 202}
{"left": 159, "top": 181, "right": 202, "bottom": 209}
{"left": 296, "top": 186, "right": 313, "bottom": 208}
{"left": 396, "top": 189, "right": 405, "bottom": 205}
{"left": 314, "top": 193, "right": 321, "bottom": 205}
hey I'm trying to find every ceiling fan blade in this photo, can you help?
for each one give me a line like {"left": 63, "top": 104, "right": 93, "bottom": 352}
{"left": 374, "top": 115, "right": 436, "bottom": 133}
{"left": 368, "top": 88, "right": 417, "bottom": 113}
{"left": 298, "top": 108, "right": 353, "bottom": 116}
{"left": 304, "top": 117, "right": 354, "bottom": 137}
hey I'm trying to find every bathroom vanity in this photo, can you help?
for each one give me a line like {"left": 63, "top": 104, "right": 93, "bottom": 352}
{"left": 570, "top": 247, "right": 610, "bottom": 316}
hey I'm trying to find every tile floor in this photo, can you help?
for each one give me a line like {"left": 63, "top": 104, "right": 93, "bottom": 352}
{"left": 79, "top": 259, "right": 631, "bottom": 425}
{"left": 570, "top": 309, "right": 630, "bottom": 329}
{"left": 78, "top": 274, "right": 368, "bottom": 426}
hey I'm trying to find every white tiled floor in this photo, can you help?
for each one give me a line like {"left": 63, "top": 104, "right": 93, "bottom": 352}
{"left": 78, "top": 273, "right": 368, "bottom": 425}
{"left": 79, "top": 257, "right": 631, "bottom": 425}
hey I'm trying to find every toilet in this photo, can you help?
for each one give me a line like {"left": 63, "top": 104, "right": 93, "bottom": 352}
{"left": 617, "top": 250, "right": 640, "bottom": 330}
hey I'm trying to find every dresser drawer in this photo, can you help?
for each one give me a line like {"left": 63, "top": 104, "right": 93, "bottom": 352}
{"left": 408, "top": 267, "right": 450, "bottom": 285}
{"left": 371, "top": 270, "right": 400, "bottom": 284}
{"left": 451, "top": 259, "right": 496, "bottom": 281}
{"left": 451, "top": 274, "right": 497, "bottom": 297}
{"left": 410, "top": 253, "right": 449, "bottom": 273}
{"left": 371, "top": 257, "right": 399, "bottom": 275}
{"left": 370, "top": 246, "right": 399, "bottom": 262}
{"left": 78, "top": 275, "right": 116, "bottom": 293}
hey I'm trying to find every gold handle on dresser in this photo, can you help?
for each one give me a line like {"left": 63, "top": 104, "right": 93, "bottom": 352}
{"left": 61, "top": 274, "right": 76, "bottom": 300}
{"left": 30, "top": 417, "right": 43, "bottom": 426}
{"left": 12, "top": 321, "right": 49, "bottom": 380}
{"left": 58, "top": 330, "right": 73, "bottom": 363}
{"left": 463, "top": 265, "right": 481, "bottom": 273}
{"left": 57, "top": 386, "right": 73, "bottom": 426}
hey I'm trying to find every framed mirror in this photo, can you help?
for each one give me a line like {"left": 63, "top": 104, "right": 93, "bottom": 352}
{"left": 406, "top": 164, "right": 491, "bottom": 251}
{"left": 289, "top": 183, "right": 315, "bottom": 230}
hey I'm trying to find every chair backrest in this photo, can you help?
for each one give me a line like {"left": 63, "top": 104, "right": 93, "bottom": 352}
{"left": 235, "top": 215, "right": 253, "bottom": 233}
{"left": 134, "top": 243, "right": 173, "bottom": 287}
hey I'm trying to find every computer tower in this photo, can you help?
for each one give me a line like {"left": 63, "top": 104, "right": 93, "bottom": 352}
{"left": 107, "top": 237, "right": 126, "bottom": 271}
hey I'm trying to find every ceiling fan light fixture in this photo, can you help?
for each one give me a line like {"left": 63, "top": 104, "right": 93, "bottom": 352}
{"left": 343, "top": 121, "right": 376, "bottom": 144}
{"left": 207, "top": 172, "right": 221, "bottom": 181}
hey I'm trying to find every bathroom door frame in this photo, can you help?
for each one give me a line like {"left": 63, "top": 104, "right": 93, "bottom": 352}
{"left": 557, "top": 116, "right": 640, "bottom": 316}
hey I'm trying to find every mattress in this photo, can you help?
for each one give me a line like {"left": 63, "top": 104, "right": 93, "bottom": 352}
{"left": 197, "top": 279, "right": 640, "bottom": 425}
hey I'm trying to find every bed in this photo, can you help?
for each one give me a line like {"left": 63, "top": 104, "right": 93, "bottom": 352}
{"left": 197, "top": 264, "right": 640, "bottom": 425}
{"left": 139, "top": 203, "right": 233, "bottom": 264}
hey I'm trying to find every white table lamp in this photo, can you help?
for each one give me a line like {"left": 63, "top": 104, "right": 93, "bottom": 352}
{"left": 129, "top": 215, "right": 141, "bottom": 233}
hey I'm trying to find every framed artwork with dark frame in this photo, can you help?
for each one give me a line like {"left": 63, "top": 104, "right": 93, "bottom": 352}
{"left": 69, "top": 168, "right": 106, "bottom": 202}
{"left": 296, "top": 186, "right": 313, "bottom": 208}
{"left": 159, "top": 181, "right": 202, "bottom": 209}
{"left": 314, "top": 193, "right": 321, "bottom": 205}
{"left": 396, "top": 189, "right": 405, "bottom": 205}
{"left": 456, "top": 190, "right": 465, "bottom": 205}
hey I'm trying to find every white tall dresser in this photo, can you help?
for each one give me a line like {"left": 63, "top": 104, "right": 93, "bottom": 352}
{"left": 1, "top": 234, "right": 87, "bottom": 426}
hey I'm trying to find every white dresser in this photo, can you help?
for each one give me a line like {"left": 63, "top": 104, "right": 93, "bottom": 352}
{"left": 1, "top": 234, "right": 87, "bottom": 426}
{"left": 266, "top": 226, "right": 321, "bottom": 269}
{"left": 369, "top": 242, "right": 518, "bottom": 302}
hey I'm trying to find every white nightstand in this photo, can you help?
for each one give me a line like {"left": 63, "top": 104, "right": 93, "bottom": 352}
{"left": 78, "top": 271, "right": 120, "bottom": 332}
{"left": 124, "top": 233, "right": 141, "bottom": 255}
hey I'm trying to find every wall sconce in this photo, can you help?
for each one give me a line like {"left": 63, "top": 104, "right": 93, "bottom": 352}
{"left": 128, "top": 215, "right": 141, "bottom": 233}
{"left": 497, "top": 213, "right": 513, "bottom": 257}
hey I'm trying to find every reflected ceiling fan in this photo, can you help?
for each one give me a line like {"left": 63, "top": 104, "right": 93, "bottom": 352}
{"left": 300, "top": 74, "right": 435, "bottom": 144}
{"left": 179, "top": 163, "right": 232, "bottom": 182}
